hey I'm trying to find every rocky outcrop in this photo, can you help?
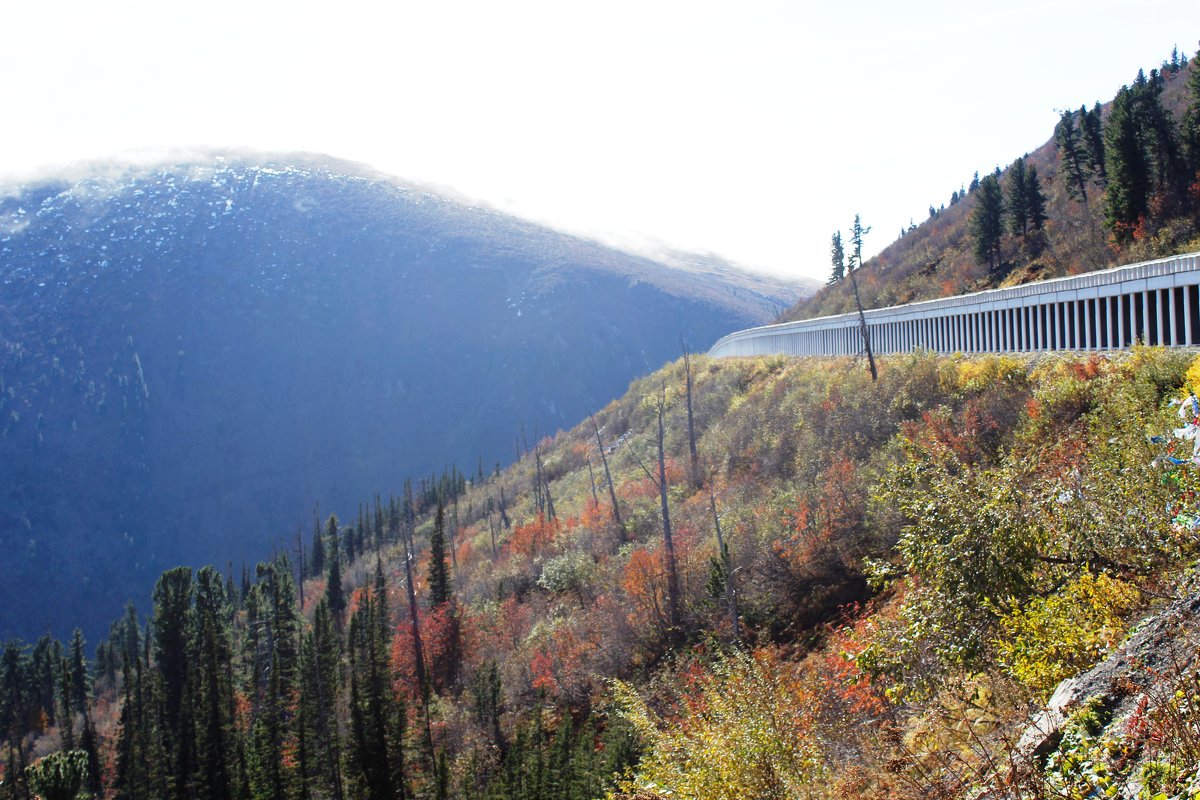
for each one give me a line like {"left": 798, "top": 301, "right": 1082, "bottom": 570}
{"left": 1013, "top": 585, "right": 1200, "bottom": 794}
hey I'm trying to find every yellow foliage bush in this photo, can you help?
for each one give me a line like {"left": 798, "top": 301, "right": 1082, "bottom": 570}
{"left": 954, "top": 355, "right": 1028, "bottom": 394}
{"left": 610, "top": 651, "right": 824, "bottom": 799}
{"left": 1183, "top": 352, "right": 1200, "bottom": 395}
{"left": 995, "top": 573, "right": 1140, "bottom": 695}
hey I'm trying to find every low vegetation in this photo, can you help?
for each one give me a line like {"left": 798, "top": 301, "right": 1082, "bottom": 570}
{"left": 5, "top": 344, "right": 1200, "bottom": 798}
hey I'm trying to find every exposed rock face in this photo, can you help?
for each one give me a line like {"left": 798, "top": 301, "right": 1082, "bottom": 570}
{"left": 1013, "top": 587, "right": 1200, "bottom": 794}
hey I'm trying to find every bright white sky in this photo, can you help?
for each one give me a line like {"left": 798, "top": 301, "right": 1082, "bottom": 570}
{"left": 1, "top": 1, "right": 1197, "bottom": 283}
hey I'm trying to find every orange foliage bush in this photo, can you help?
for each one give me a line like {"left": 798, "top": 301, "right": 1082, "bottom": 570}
{"left": 508, "top": 513, "right": 558, "bottom": 558}
{"left": 622, "top": 546, "right": 668, "bottom": 634}
{"left": 530, "top": 650, "right": 557, "bottom": 694}
{"left": 819, "top": 606, "right": 890, "bottom": 717}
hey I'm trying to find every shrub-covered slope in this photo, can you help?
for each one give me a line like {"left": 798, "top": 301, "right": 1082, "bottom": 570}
{"left": 6, "top": 348, "right": 1200, "bottom": 798}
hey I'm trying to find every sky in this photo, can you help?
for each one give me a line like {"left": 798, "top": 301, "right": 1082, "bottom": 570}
{"left": 1, "top": 1, "right": 1198, "bottom": 284}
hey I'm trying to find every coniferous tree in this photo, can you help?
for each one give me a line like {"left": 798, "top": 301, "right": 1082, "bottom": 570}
{"left": 191, "top": 566, "right": 235, "bottom": 800}
{"left": 1184, "top": 47, "right": 1200, "bottom": 177}
{"left": 1137, "top": 68, "right": 1186, "bottom": 206}
{"left": 828, "top": 231, "right": 845, "bottom": 285}
{"left": 346, "top": 564, "right": 408, "bottom": 800}
{"left": 428, "top": 504, "right": 452, "bottom": 608}
{"left": 1056, "top": 109, "right": 1092, "bottom": 206}
{"left": 374, "top": 496, "right": 385, "bottom": 549}
{"left": 300, "top": 600, "right": 344, "bottom": 800}
{"left": 345, "top": 513, "right": 358, "bottom": 566}
{"left": 246, "top": 559, "right": 302, "bottom": 800}
{"left": 469, "top": 661, "right": 504, "bottom": 752}
{"left": 24, "top": 748, "right": 89, "bottom": 800}
{"left": 153, "top": 566, "right": 195, "bottom": 800}
{"left": 2, "top": 641, "right": 31, "bottom": 800}
{"left": 309, "top": 517, "right": 326, "bottom": 580}
{"left": 30, "top": 637, "right": 56, "bottom": 731}
{"left": 57, "top": 655, "right": 75, "bottom": 752}
{"left": 971, "top": 173, "right": 1005, "bottom": 274}
{"left": 1104, "top": 83, "right": 1150, "bottom": 243}
{"left": 66, "top": 629, "right": 88, "bottom": 716}
{"left": 1081, "top": 102, "right": 1108, "bottom": 187}
{"left": 1025, "top": 164, "right": 1048, "bottom": 234}
{"left": 1007, "top": 156, "right": 1030, "bottom": 237}
{"left": 325, "top": 515, "right": 345, "bottom": 624}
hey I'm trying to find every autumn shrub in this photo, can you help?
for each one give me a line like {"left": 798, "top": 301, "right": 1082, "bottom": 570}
{"left": 611, "top": 650, "right": 825, "bottom": 799}
{"left": 1183, "top": 351, "right": 1200, "bottom": 395}
{"left": 1041, "top": 366, "right": 1198, "bottom": 576}
{"left": 881, "top": 350, "right": 958, "bottom": 422}
{"left": 1018, "top": 358, "right": 1096, "bottom": 446}
{"left": 995, "top": 572, "right": 1140, "bottom": 695}
{"left": 873, "top": 451, "right": 1045, "bottom": 670}
{"left": 25, "top": 749, "right": 90, "bottom": 800}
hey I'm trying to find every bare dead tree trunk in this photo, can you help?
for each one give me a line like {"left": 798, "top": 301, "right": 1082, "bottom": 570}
{"left": 535, "top": 443, "right": 555, "bottom": 521}
{"left": 590, "top": 413, "right": 626, "bottom": 543}
{"left": 848, "top": 265, "right": 877, "bottom": 382}
{"left": 498, "top": 486, "right": 511, "bottom": 529}
{"left": 586, "top": 457, "right": 599, "bottom": 506}
{"left": 487, "top": 506, "right": 498, "bottom": 560}
{"left": 401, "top": 499, "right": 435, "bottom": 768}
{"left": 296, "top": 527, "right": 306, "bottom": 610}
{"left": 682, "top": 342, "right": 701, "bottom": 490}
{"left": 709, "top": 483, "right": 739, "bottom": 643}
{"left": 848, "top": 216, "right": 878, "bottom": 381}
{"left": 656, "top": 385, "right": 683, "bottom": 638}
{"left": 449, "top": 494, "right": 459, "bottom": 572}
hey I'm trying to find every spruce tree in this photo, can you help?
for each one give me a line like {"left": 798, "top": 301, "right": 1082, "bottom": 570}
{"left": 1104, "top": 84, "right": 1150, "bottom": 243}
{"left": 1081, "top": 102, "right": 1108, "bottom": 186}
{"left": 191, "top": 566, "right": 234, "bottom": 800}
{"left": 246, "top": 560, "right": 302, "bottom": 800}
{"left": 1025, "top": 164, "right": 1048, "bottom": 233}
{"left": 828, "top": 231, "right": 845, "bottom": 285}
{"left": 153, "top": 566, "right": 195, "bottom": 800}
{"left": 1055, "top": 109, "right": 1092, "bottom": 206}
{"left": 301, "top": 600, "right": 344, "bottom": 800}
{"left": 374, "top": 496, "right": 385, "bottom": 548}
{"left": 428, "top": 503, "right": 452, "bottom": 607}
{"left": 1184, "top": 46, "right": 1200, "bottom": 176}
{"left": 309, "top": 517, "right": 325, "bottom": 580}
{"left": 971, "top": 173, "right": 1005, "bottom": 274}
{"left": 346, "top": 570, "right": 408, "bottom": 800}
{"left": 325, "top": 515, "right": 345, "bottom": 623}
{"left": 67, "top": 629, "right": 88, "bottom": 715}
{"left": 1007, "top": 156, "right": 1030, "bottom": 237}
{"left": 1137, "top": 68, "right": 1186, "bottom": 205}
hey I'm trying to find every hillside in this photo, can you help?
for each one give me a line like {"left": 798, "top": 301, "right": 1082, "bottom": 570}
{"left": 5, "top": 346, "right": 1200, "bottom": 798}
{"left": 0, "top": 153, "right": 808, "bottom": 641}
{"left": 785, "top": 48, "right": 1200, "bottom": 323}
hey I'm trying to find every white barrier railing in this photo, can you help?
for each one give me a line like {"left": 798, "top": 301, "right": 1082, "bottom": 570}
{"left": 710, "top": 252, "right": 1200, "bottom": 358}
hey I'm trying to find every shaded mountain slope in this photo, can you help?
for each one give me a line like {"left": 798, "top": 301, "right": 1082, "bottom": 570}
{"left": 0, "top": 153, "right": 805, "bottom": 639}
